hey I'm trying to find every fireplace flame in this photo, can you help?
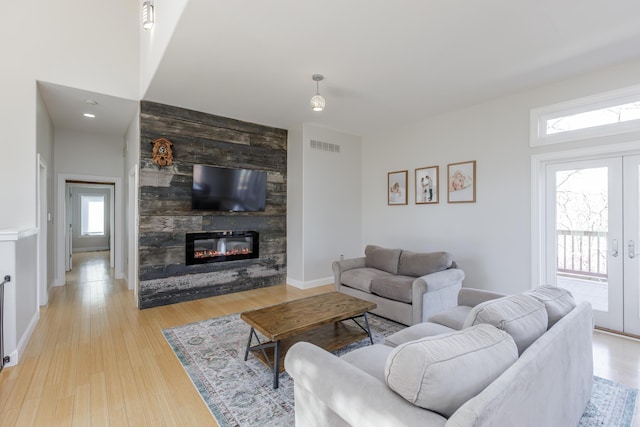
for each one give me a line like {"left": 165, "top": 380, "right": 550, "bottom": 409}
{"left": 194, "top": 247, "right": 252, "bottom": 259}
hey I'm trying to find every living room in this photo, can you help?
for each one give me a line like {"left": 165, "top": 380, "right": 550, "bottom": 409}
{"left": 2, "top": 0, "right": 640, "bottom": 425}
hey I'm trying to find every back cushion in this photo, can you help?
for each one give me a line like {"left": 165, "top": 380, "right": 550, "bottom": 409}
{"left": 385, "top": 324, "right": 518, "bottom": 418}
{"left": 365, "top": 245, "right": 401, "bottom": 274}
{"left": 524, "top": 285, "right": 576, "bottom": 328}
{"left": 462, "top": 294, "right": 548, "bottom": 355}
{"left": 397, "top": 251, "right": 453, "bottom": 277}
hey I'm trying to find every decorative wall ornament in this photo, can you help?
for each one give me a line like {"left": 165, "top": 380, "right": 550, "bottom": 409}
{"left": 388, "top": 170, "right": 408, "bottom": 205}
{"left": 151, "top": 137, "right": 174, "bottom": 167}
{"left": 447, "top": 160, "right": 476, "bottom": 203}
{"left": 415, "top": 165, "right": 439, "bottom": 204}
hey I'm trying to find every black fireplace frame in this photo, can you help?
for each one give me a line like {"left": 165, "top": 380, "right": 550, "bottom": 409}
{"left": 185, "top": 231, "right": 259, "bottom": 265}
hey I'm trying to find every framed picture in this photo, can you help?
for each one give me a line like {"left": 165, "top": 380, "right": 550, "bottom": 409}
{"left": 448, "top": 160, "right": 476, "bottom": 203}
{"left": 388, "top": 170, "right": 408, "bottom": 205}
{"left": 415, "top": 166, "right": 439, "bottom": 204}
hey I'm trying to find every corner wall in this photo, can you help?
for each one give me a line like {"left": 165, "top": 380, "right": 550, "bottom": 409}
{"left": 287, "top": 124, "right": 362, "bottom": 287}
{"left": 138, "top": 101, "right": 287, "bottom": 308}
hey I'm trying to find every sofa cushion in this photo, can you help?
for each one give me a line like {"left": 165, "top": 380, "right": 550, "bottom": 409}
{"left": 385, "top": 324, "right": 518, "bottom": 417}
{"left": 371, "top": 275, "right": 414, "bottom": 303}
{"left": 340, "top": 344, "right": 394, "bottom": 383}
{"left": 365, "top": 245, "right": 401, "bottom": 274}
{"left": 428, "top": 305, "right": 472, "bottom": 330}
{"left": 462, "top": 294, "right": 548, "bottom": 355}
{"left": 398, "top": 250, "right": 453, "bottom": 277}
{"left": 341, "top": 268, "right": 392, "bottom": 293}
{"left": 385, "top": 322, "right": 456, "bottom": 347}
{"left": 524, "top": 285, "right": 576, "bottom": 328}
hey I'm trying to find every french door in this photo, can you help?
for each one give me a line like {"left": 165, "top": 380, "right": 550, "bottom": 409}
{"left": 545, "top": 155, "right": 640, "bottom": 335}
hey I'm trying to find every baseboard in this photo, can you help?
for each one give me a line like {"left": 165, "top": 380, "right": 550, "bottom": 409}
{"left": 287, "top": 276, "right": 333, "bottom": 290}
{"left": 6, "top": 350, "right": 18, "bottom": 368}
{"left": 73, "top": 247, "right": 109, "bottom": 253}
{"left": 115, "top": 271, "right": 125, "bottom": 280}
{"left": 6, "top": 309, "right": 40, "bottom": 367}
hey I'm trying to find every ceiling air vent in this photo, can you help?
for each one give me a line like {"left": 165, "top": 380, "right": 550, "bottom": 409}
{"left": 310, "top": 139, "right": 340, "bottom": 153}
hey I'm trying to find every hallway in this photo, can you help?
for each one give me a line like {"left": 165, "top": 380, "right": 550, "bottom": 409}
{"left": 0, "top": 250, "right": 210, "bottom": 426}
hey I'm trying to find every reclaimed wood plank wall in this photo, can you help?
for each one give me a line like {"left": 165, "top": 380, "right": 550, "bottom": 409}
{"left": 138, "top": 101, "right": 287, "bottom": 308}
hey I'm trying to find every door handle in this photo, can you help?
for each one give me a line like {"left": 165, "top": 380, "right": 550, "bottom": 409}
{"left": 630, "top": 240, "right": 636, "bottom": 259}
{"left": 612, "top": 239, "right": 618, "bottom": 257}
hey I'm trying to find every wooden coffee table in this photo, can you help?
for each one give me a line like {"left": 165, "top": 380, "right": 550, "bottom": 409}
{"left": 241, "top": 292, "right": 377, "bottom": 388}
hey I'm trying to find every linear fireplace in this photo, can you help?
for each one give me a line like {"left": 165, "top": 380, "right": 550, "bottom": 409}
{"left": 186, "top": 231, "right": 259, "bottom": 265}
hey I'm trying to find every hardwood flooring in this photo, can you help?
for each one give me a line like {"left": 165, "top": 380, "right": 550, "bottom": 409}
{"left": 0, "top": 251, "right": 639, "bottom": 426}
{"left": 0, "top": 252, "right": 328, "bottom": 426}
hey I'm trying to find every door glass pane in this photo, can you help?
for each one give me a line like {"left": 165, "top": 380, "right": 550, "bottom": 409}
{"left": 555, "top": 167, "right": 608, "bottom": 311}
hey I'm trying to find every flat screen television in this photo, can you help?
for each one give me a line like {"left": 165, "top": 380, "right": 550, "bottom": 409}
{"left": 192, "top": 165, "right": 267, "bottom": 212}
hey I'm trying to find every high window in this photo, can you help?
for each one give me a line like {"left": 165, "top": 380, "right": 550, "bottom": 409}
{"left": 81, "top": 195, "right": 105, "bottom": 236}
{"left": 530, "top": 85, "right": 640, "bottom": 146}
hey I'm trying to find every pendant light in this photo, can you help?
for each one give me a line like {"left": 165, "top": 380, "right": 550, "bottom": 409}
{"left": 310, "top": 74, "right": 326, "bottom": 112}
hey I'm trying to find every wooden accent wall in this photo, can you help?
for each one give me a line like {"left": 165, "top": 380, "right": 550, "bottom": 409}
{"left": 138, "top": 101, "right": 287, "bottom": 308}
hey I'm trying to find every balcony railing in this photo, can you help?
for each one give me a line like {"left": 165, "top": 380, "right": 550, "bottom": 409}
{"left": 557, "top": 230, "right": 607, "bottom": 280}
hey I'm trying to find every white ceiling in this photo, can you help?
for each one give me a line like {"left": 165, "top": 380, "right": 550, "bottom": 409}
{"left": 43, "top": 0, "right": 640, "bottom": 138}
{"left": 38, "top": 82, "right": 138, "bottom": 136}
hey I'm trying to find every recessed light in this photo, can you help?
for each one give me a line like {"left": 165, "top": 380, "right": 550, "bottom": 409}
{"left": 83, "top": 113, "right": 96, "bottom": 118}
{"left": 85, "top": 99, "right": 98, "bottom": 106}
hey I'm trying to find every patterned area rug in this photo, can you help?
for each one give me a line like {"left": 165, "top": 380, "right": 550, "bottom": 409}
{"left": 163, "top": 314, "right": 638, "bottom": 427}
{"left": 579, "top": 377, "right": 637, "bottom": 427}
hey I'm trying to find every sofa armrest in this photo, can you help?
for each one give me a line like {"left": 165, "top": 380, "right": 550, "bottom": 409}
{"left": 332, "top": 257, "right": 366, "bottom": 291}
{"left": 412, "top": 268, "right": 465, "bottom": 324}
{"left": 285, "top": 342, "right": 446, "bottom": 427}
{"left": 457, "top": 288, "right": 505, "bottom": 307}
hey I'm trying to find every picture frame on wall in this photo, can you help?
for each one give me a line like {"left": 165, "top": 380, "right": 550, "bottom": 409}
{"left": 447, "top": 160, "right": 476, "bottom": 203}
{"left": 388, "top": 170, "right": 408, "bottom": 205}
{"left": 415, "top": 166, "right": 439, "bottom": 204}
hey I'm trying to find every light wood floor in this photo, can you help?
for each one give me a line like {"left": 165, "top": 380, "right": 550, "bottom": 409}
{"left": 0, "top": 251, "right": 639, "bottom": 426}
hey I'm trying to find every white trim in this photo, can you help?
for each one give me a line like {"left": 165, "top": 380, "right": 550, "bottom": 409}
{"left": 530, "top": 84, "right": 640, "bottom": 147}
{"left": 531, "top": 140, "right": 640, "bottom": 290}
{"left": 0, "top": 228, "right": 39, "bottom": 241}
{"left": 5, "top": 310, "right": 41, "bottom": 367}
{"left": 37, "top": 154, "right": 48, "bottom": 306}
{"left": 286, "top": 276, "right": 333, "bottom": 289}
{"left": 127, "top": 164, "right": 139, "bottom": 305}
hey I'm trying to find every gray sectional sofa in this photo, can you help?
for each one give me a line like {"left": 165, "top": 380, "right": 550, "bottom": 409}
{"left": 333, "top": 245, "right": 465, "bottom": 325}
{"left": 285, "top": 286, "right": 593, "bottom": 427}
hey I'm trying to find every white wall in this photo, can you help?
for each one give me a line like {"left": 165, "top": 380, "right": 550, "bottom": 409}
{"left": 0, "top": 230, "right": 39, "bottom": 366}
{"left": 15, "top": 234, "right": 38, "bottom": 354}
{"left": 286, "top": 125, "right": 304, "bottom": 282}
{"left": 139, "top": 0, "right": 189, "bottom": 97}
{"left": 1, "top": 0, "right": 138, "bottom": 231}
{"left": 362, "top": 58, "right": 640, "bottom": 295}
{"left": 54, "top": 129, "right": 125, "bottom": 283}
{"left": 287, "top": 124, "right": 362, "bottom": 287}
{"left": 1, "top": 4, "right": 37, "bottom": 230}
{"left": 36, "top": 0, "right": 139, "bottom": 100}
{"left": 55, "top": 130, "right": 126, "bottom": 179}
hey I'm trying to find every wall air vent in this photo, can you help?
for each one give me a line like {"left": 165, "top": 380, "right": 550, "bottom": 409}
{"left": 310, "top": 139, "right": 340, "bottom": 153}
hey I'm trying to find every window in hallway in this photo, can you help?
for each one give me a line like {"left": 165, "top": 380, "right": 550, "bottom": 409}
{"left": 80, "top": 194, "right": 105, "bottom": 236}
